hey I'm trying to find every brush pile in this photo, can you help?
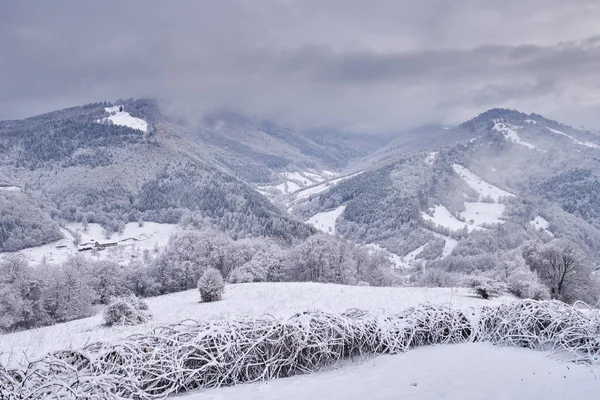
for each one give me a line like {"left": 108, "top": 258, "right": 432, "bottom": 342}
{"left": 1, "top": 300, "right": 598, "bottom": 399}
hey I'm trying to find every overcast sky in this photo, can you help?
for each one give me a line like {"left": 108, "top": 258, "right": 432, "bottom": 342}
{"left": 2, "top": 0, "right": 600, "bottom": 132}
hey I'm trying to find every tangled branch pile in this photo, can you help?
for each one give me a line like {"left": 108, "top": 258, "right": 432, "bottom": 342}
{"left": 1, "top": 300, "right": 598, "bottom": 399}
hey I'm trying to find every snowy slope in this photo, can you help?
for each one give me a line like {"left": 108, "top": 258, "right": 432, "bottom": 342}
{"left": 461, "top": 202, "right": 506, "bottom": 226}
{"left": 306, "top": 205, "right": 346, "bottom": 234}
{"left": 0, "top": 283, "right": 514, "bottom": 368}
{"left": 546, "top": 126, "right": 600, "bottom": 149}
{"left": 97, "top": 105, "right": 148, "bottom": 132}
{"left": 421, "top": 205, "right": 482, "bottom": 232}
{"left": 187, "top": 342, "right": 600, "bottom": 400}
{"left": 493, "top": 121, "right": 536, "bottom": 149}
{"left": 452, "top": 164, "right": 515, "bottom": 201}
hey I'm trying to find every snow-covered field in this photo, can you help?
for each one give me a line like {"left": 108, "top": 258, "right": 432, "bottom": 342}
{"left": 422, "top": 205, "right": 481, "bottom": 232}
{"left": 0, "top": 283, "right": 514, "bottom": 368}
{"left": 452, "top": 164, "right": 514, "bottom": 201}
{"left": 1, "top": 222, "right": 179, "bottom": 265}
{"left": 97, "top": 105, "right": 148, "bottom": 132}
{"left": 258, "top": 170, "right": 363, "bottom": 207}
{"left": 306, "top": 205, "right": 346, "bottom": 234}
{"left": 461, "top": 202, "right": 506, "bottom": 226}
{"left": 187, "top": 342, "right": 600, "bottom": 400}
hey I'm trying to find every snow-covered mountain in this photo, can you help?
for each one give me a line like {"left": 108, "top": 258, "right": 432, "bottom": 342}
{"left": 0, "top": 99, "right": 384, "bottom": 259}
{"left": 3, "top": 102, "right": 600, "bottom": 272}
{"left": 289, "top": 108, "right": 600, "bottom": 269}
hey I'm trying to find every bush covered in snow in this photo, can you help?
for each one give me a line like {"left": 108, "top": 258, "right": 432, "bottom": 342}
{"left": 507, "top": 267, "right": 551, "bottom": 300}
{"left": 414, "top": 268, "right": 462, "bottom": 288}
{"left": 469, "top": 277, "right": 507, "bottom": 300}
{"left": 103, "top": 295, "right": 152, "bottom": 326}
{"left": 198, "top": 267, "right": 225, "bottom": 302}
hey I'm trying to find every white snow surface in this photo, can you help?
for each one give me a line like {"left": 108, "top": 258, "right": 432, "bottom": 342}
{"left": 306, "top": 205, "right": 346, "bottom": 234}
{"left": 546, "top": 126, "right": 600, "bottom": 149}
{"left": 531, "top": 215, "right": 554, "bottom": 237}
{"left": 0, "top": 185, "right": 20, "bottom": 191}
{"left": 186, "top": 342, "right": 600, "bottom": 400}
{"left": 452, "top": 164, "right": 515, "bottom": 201}
{"left": 2, "top": 222, "right": 178, "bottom": 265}
{"left": 97, "top": 106, "right": 148, "bottom": 132}
{"left": 274, "top": 181, "right": 301, "bottom": 194}
{"left": 421, "top": 205, "right": 482, "bottom": 232}
{"left": 493, "top": 121, "right": 536, "bottom": 149}
{"left": 424, "top": 152, "right": 437, "bottom": 165}
{"left": 524, "top": 119, "right": 537, "bottom": 124}
{"left": 423, "top": 202, "right": 507, "bottom": 233}
{"left": 461, "top": 202, "right": 506, "bottom": 226}
{"left": 532, "top": 215, "right": 550, "bottom": 230}
{"left": 0, "top": 283, "right": 514, "bottom": 368}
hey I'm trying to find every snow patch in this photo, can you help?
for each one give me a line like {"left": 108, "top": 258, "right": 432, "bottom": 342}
{"left": 530, "top": 215, "right": 554, "bottom": 237}
{"left": 546, "top": 126, "right": 600, "bottom": 149}
{"left": 424, "top": 152, "right": 437, "bottom": 165}
{"left": 186, "top": 342, "right": 600, "bottom": 400}
{"left": 422, "top": 205, "right": 481, "bottom": 232}
{"left": 0, "top": 185, "right": 20, "bottom": 191}
{"left": 274, "top": 181, "right": 301, "bottom": 194}
{"left": 97, "top": 106, "right": 148, "bottom": 132}
{"left": 493, "top": 121, "right": 536, "bottom": 149}
{"left": 524, "top": 119, "right": 537, "bottom": 124}
{"left": 452, "top": 164, "right": 515, "bottom": 201}
{"left": 306, "top": 205, "right": 346, "bottom": 234}
{"left": 461, "top": 202, "right": 506, "bottom": 226}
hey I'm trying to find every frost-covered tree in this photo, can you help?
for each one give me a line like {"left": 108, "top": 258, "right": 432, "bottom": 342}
{"left": 90, "top": 260, "right": 128, "bottom": 304}
{"left": 523, "top": 240, "right": 596, "bottom": 303}
{"left": 288, "top": 234, "right": 358, "bottom": 285}
{"left": 198, "top": 268, "right": 224, "bottom": 302}
{"left": 40, "top": 258, "right": 96, "bottom": 322}
{"left": 103, "top": 295, "right": 151, "bottom": 326}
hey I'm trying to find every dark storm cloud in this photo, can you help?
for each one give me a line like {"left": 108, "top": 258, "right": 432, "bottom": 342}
{"left": 1, "top": 0, "right": 600, "bottom": 131}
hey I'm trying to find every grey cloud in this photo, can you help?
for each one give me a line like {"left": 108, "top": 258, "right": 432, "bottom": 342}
{"left": 1, "top": 0, "right": 600, "bottom": 131}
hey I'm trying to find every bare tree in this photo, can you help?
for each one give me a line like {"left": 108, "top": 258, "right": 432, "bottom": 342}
{"left": 523, "top": 240, "right": 593, "bottom": 303}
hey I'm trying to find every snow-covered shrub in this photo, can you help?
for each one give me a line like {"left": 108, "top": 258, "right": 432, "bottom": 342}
{"left": 508, "top": 267, "right": 551, "bottom": 300}
{"left": 469, "top": 277, "right": 507, "bottom": 299}
{"left": 415, "top": 268, "right": 461, "bottom": 288}
{"left": 103, "top": 295, "right": 152, "bottom": 326}
{"left": 198, "top": 267, "right": 224, "bottom": 302}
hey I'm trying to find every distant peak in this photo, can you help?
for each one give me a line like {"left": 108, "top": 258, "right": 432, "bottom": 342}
{"left": 459, "top": 108, "right": 556, "bottom": 132}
